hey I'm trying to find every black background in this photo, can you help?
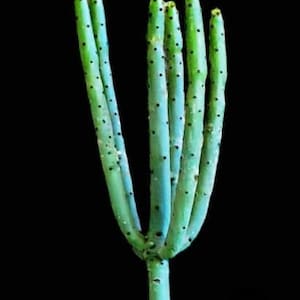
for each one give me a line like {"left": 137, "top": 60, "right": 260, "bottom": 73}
{"left": 6, "top": 0, "right": 290, "bottom": 299}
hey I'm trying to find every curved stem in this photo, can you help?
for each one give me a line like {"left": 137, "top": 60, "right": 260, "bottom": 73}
{"left": 74, "top": 0, "right": 144, "bottom": 251}
{"left": 160, "top": 0, "right": 207, "bottom": 259}
{"left": 89, "top": 0, "right": 142, "bottom": 232}
{"left": 183, "top": 8, "right": 227, "bottom": 250}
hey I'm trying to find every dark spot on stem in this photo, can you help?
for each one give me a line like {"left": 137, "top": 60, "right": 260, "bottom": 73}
{"left": 150, "top": 243, "right": 156, "bottom": 249}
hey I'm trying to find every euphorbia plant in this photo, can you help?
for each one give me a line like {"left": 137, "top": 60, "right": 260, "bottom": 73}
{"left": 75, "top": 0, "right": 227, "bottom": 299}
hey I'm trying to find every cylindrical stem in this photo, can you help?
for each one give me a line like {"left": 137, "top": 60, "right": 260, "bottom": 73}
{"left": 160, "top": 0, "right": 207, "bottom": 259}
{"left": 74, "top": 0, "right": 144, "bottom": 251}
{"left": 182, "top": 8, "right": 227, "bottom": 250}
{"left": 147, "top": 259, "right": 170, "bottom": 300}
{"left": 89, "top": 0, "right": 142, "bottom": 232}
{"left": 147, "top": 0, "right": 171, "bottom": 248}
{"left": 165, "top": 2, "right": 185, "bottom": 204}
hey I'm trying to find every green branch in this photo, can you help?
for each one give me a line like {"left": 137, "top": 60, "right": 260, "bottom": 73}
{"left": 75, "top": 0, "right": 144, "bottom": 251}
{"left": 146, "top": 0, "right": 171, "bottom": 253}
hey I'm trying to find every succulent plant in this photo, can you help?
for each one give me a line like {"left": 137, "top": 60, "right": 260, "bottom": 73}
{"left": 75, "top": 0, "right": 227, "bottom": 299}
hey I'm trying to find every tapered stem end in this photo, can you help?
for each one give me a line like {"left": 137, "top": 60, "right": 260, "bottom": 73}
{"left": 211, "top": 8, "right": 222, "bottom": 17}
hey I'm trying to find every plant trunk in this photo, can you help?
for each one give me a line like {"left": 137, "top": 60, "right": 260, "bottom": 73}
{"left": 146, "top": 258, "right": 170, "bottom": 300}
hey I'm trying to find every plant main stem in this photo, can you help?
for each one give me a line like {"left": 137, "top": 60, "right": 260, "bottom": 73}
{"left": 146, "top": 258, "right": 170, "bottom": 300}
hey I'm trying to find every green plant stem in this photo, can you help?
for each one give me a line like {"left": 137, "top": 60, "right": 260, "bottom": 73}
{"left": 165, "top": 2, "right": 185, "bottom": 204}
{"left": 75, "top": 0, "right": 144, "bottom": 251}
{"left": 88, "top": 0, "right": 142, "bottom": 232}
{"left": 160, "top": 0, "right": 207, "bottom": 259}
{"left": 146, "top": 259, "right": 170, "bottom": 300}
{"left": 147, "top": 0, "right": 171, "bottom": 249}
{"left": 183, "top": 8, "right": 227, "bottom": 249}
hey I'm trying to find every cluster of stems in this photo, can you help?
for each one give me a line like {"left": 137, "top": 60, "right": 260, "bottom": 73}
{"left": 75, "top": 0, "right": 227, "bottom": 299}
